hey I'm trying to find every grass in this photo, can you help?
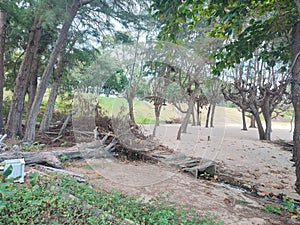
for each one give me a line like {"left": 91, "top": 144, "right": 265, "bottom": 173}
{"left": 96, "top": 97, "right": 291, "bottom": 126}
{"left": 0, "top": 171, "right": 223, "bottom": 225}
{"left": 97, "top": 96, "right": 182, "bottom": 124}
{"left": 2, "top": 89, "right": 291, "bottom": 126}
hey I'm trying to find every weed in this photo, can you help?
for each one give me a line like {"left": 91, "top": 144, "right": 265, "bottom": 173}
{"left": 265, "top": 196, "right": 300, "bottom": 219}
{"left": 282, "top": 196, "right": 295, "bottom": 214}
{"left": 58, "top": 154, "right": 70, "bottom": 163}
{"left": 265, "top": 204, "right": 282, "bottom": 215}
{"left": 0, "top": 173, "right": 223, "bottom": 224}
{"left": 21, "top": 141, "right": 45, "bottom": 151}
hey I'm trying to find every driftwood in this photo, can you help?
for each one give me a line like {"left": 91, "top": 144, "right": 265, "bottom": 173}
{"left": 0, "top": 141, "right": 115, "bottom": 169}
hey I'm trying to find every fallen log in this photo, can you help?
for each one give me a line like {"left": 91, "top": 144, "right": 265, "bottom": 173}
{"left": 0, "top": 141, "right": 115, "bottom": 169}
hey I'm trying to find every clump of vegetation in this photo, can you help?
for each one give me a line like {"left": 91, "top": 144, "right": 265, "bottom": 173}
{"left": 0, "top": 170, "right": 223, "bottom": 225}
{"left": 21, "top": 141, "right": 45, "bottom": 151}
{"left": 265, "top": 196, "right": 300, "bottom": 220}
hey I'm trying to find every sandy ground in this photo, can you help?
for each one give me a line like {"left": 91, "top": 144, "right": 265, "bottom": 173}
{"left": 67, "top": 122, "right": 298, "bottom": 224}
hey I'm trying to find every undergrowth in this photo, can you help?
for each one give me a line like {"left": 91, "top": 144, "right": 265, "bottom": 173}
{"left": 0, "top": 170, "right": 223, "bottom": 225}
{"left": 265, "top": 196, "right": 300, "bottom": 220}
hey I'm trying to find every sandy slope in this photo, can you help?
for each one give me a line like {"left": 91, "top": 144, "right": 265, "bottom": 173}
{"left": 68, "top": 121, "right": 299, "bottom": 224}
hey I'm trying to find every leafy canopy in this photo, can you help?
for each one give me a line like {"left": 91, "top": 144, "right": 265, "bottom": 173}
{"left": 151, "top": 0, "right": 297, "bottom": 74}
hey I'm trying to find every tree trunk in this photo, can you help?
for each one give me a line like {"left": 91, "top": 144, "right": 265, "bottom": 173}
{"left": 249, "top": 115, "right": 256, "bottom": 128}
{"left": 210, "top": 102, "right": 216, "bottom": 128}
{"left": 24, "top": 1, "right": 82, "bottom": 142}
{"left": 291, "top": 19, "right": 300, "bottom": 194}
{"left": 181, "top": 96, "right": 194, "bottom": 134}
{"left": 127, "top": 95, "right": 135, "bottom": 124}
{"left": 264, "top": 114, "right": 272, "bottom": 141}
{"left": 196, "top": 102, "right": 201, "bottom": 126}
{"left": 191, "top": 110, "right": 196, "bottom": 126}
{"left": 152, "top": 100, "right": 163, "bottom": 137}
{"left": 0, "top": 10, "right": 6, "bottom": 134}
{"left": 6, "top": 16, "right": 42, "bottom": 138}
{"left": 205, "top": 104, "right": 211, "bottom": 128}
{"left": 241, "top": 109, "right": 247, "bottom": 131}
{"left": 40, "top": 54, "right": 65, "bottom": 132}
{"left": 154, "top": 103, "right": 161, "bottom": 127}
{"left": 27, "top": 56, "right": 39, "bottom": 114}
{"left": 261, "top": 97, "right": 272, "bottom": 141}
{"left": 252, "top": 109, "right": 265, "bottom": 140}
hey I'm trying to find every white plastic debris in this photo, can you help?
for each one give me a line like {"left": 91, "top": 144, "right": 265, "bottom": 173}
{"left": 4, "top": 159, "right": 25, "bottom": 183}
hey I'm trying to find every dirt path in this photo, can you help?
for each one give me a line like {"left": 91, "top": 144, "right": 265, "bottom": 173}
{"left": 67, "top": 123, "right": 298, "bottom": 224}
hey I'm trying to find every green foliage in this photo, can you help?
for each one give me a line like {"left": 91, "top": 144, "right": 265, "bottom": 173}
{"left": 58, "top": 155, "right": 70, "bottom": 163}
{"left": 265, "top": 196, "right": 300, "bottom": 219}
{"left": 21, "top": 141, "right": 45, "bottom": 151}
{"left": 151, "top": 0, "right": 296, "bottom": 74}
{"left": 0, "top": 174, "right": 223, "bottom": 224}
{"left": 2, "top": 165, "right": 12, "bottom": 181}
{"left": 0, "top": 165, "right": 13, "bottom": 209}
{"left": 282, "top": 196, "right": 295, "bottom": 214}
{"left": 265, "top": 204, "right": 282, "bottom": 215}
{"left": 28, "top": 172, "right": 39, "bottom": 186}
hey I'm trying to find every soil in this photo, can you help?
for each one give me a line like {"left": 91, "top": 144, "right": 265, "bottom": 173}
{"left": 65, "top": 122, "right": 299, "bottom": 225}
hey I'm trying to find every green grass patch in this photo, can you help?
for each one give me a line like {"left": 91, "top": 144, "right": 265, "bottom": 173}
{"left": 97, "top": 96, "right": 182, "bottom": 124}
{"left": 0, "top": 172, "right": 223, "bottom": 225}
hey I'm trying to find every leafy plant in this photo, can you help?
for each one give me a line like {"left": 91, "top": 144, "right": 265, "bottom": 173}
{"left": 0, "top": 165, "right": 14, "bottom": 210}
{"left": 265, "top": 204, "right": 282, "bottom": 215}
{"left": 21, "top": 141, "right": 45, "bottom": 151}
{"left": 58, "top": 154, "right": 70, "bottom": 163}
{"left": 0, "top": 173, "right": 223, "bottom": 224}
{"left": 28, "top": 172, "right": 39, "bottom": 186}
{"left": 265, "top": 196, "right": 300, "bottom": 219}
{"left": 282, "top": 196, "right": 295, "bottom": 214}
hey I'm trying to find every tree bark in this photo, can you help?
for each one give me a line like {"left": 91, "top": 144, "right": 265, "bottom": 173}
{"left": 177, "top": 97, "right": 195, "bottom": 140}
{"left": 181, "top": 97, "right": 194, "bottom": 133}
{"left": 241, "top": 109, "right": 247, "bottom": 131}
{"left": 6, "top": 16, "right": 42, "bottom": 138}
{"left": 249, "top": 115, "right": 256, "bottom": 128}
{"left": 196, "top": 101, "right": 201, "bottom": 126}
{"left": 127, "top": 95, "right": 135, "bottom": 124}
{"left": 251, "top": 108, "right": 265, "bottom": 140}
{"left": 0, "top": 10, "right": 6, "bottom": 134}
{"left": 27, "top": 56, "right": 39, "bottom": 114}
{"left": 154, "top": 105, "right": 161, "bottom": 127}
{"left": 191, "top": 110, "right": 196, "bottom": 126}
{"left": 210, "top": 102, "right": 216, "bottom": 128}
{"left": 24, "top": 0, "right": 82, "bottom": 142}
{"left": 205, "top": 104, "right": 211, "bottom": 128}
{"left": 40, "top": 53, "right": 65, "bottom": 132}
{"left": 152, "top": 103, "right": 162, "bottom": 137}
{"left": 291, "top": 18, "right": 300, "bottom": 194}
{"left": 261, "top": 97, "right": 272, "bottom": 141}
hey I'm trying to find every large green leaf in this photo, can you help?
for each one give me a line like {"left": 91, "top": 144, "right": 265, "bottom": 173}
{"left": 3, "top": 165, "right": 12, "bottom": 179}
